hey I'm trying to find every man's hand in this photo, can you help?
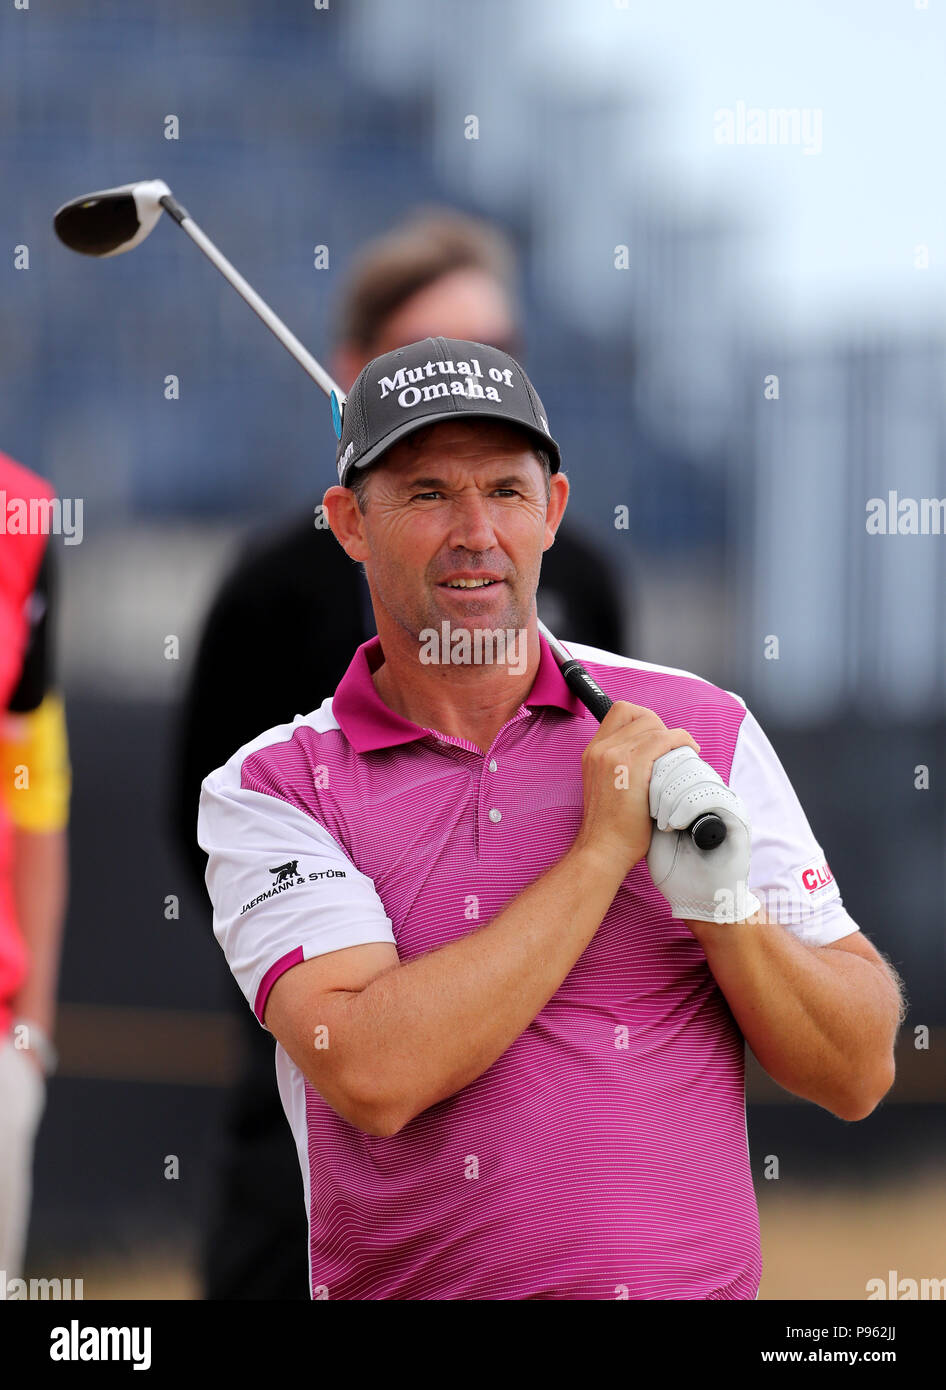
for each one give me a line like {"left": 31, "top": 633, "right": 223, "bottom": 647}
{"left": 572, "top": 701, "right": 701, "bottom": 876}
{"left": 645, "top": 747, "right": 762, "bottom": 922}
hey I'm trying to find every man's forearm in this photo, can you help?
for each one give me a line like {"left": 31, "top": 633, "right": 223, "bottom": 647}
{"left": 340, "top": 842, "right": 627, "bottom": 1135}
{"left": 685, "top": 912, "right": 901, "bottom": 1119}
{"left": 9, "top": 827, "right": 68, "bottom": 1034}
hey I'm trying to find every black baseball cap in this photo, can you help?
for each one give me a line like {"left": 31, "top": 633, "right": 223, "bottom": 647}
{"left": 333, "top": 336, "right": 562, "bottom": 487}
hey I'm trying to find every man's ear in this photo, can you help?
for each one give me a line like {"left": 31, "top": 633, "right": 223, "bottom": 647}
{"left": 322, "top": 485, "right": 370, "bottom": 564}
{"left": 543, "top": 471, "right": 569, "bottom": 552}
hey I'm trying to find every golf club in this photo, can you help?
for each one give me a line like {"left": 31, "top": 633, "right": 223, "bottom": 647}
{"left": 536, "top": 618, "right": 727, "bottom": 851}
{"left": 53, "top": 178, "right": 347, "bottom": 433}
{"left": 53, "top": 181, "right": 723, "bottom": 852}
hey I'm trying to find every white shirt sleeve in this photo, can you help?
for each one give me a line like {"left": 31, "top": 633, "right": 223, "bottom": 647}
{"left": 197, "top": 753, "right": 397, "bottom": 1030}
{"left": 728, "top": 701, "right": 860, "bottom": 946}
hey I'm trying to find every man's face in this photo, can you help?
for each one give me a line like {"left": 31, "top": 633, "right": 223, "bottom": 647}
{"left": 345, "top": 420, "right": 567, "bottom": 646}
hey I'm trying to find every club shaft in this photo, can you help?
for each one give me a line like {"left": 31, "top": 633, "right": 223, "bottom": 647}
{"left": 537, "top": 619, "right": 613, "bottom": 720}
{"left": 536, "top": 618, "right": 570, "bottom": 665}
{"left": 162, "top": 199, "right": 344, "bottom": 402}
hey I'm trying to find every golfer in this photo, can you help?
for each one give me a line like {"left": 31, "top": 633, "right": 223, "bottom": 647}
{"left": 198, "top": 336, "right": 903, "bottom": 1300}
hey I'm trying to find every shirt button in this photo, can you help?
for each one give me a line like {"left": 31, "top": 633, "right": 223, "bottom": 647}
{"left": 488, "top": 759, "right": 498, "bottom": 772}
{"left": 488, "top": 808, "right": 502, "bottom": 823}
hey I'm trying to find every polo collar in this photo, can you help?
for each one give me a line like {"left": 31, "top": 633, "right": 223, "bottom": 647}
{"left": 332, "top": 632, "right": 586, "bottom": 753}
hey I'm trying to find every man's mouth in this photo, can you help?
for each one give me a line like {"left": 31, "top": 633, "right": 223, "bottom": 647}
{"left": 439, "top": 578, "right": 502, "bottom": 590}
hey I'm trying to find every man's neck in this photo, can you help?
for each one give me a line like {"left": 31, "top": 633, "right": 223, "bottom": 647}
{"left": 371, "top": 631, "right": 540, "bottom": 754}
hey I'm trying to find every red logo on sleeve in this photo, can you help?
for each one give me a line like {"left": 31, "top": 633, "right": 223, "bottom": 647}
{"left": 801, "top": 862, "right": 834, "bottom": 893}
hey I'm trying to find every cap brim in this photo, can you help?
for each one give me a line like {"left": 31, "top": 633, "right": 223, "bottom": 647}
{"left": 342, "top": 409, "right": 561, "bottom": 487}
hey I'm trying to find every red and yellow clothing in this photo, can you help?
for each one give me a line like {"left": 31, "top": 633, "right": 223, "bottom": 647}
{"left": 0, "top": 452, "right": 69, "bottom": 1034}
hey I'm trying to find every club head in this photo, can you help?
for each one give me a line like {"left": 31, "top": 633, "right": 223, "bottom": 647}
{"left": 53, "top": 179, "right": 173, "bottom": 258}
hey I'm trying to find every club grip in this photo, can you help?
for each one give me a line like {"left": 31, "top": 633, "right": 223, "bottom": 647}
{"left": 688, "top": 812, "right": 728, "bottom": 851}
{"left": 560, "top": 659, "right": 614, "bottom": 722}
{"left": 560, "top": 658, "right": 727, "bottom": 850}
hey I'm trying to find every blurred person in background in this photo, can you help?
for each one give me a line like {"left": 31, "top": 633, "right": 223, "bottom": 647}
{"left": 172, "top": 207, "right": 629, "bottom": 1299}
{"left": 0, "top": 451, "right": 70, "bottom": 1278}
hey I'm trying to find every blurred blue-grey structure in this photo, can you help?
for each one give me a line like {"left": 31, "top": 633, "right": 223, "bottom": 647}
{"left": 0, "top": 0, "right": 941, "bottom": 1268}
{"left": 1, "top": 1, "right": 943, "bottom": 721}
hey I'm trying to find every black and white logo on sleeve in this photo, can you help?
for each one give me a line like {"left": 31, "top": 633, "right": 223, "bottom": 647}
{"left": 239, "top": 859, "right": 348, "bottom": 917}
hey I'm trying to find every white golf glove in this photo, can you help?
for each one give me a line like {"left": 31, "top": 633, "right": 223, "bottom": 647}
{"left": 645, "top": 747, "right": 762, "bottom": 923}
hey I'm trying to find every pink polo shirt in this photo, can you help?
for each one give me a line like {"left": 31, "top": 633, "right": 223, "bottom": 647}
{"left": 198, "top": 633, "right": 858, "bottom": 1301}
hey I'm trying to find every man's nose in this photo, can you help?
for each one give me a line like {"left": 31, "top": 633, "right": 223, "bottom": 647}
{"left": 444, "top": 495, "right": 498, "bottom": 551}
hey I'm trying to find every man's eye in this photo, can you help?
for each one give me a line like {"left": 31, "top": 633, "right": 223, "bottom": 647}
{"left": 410, "top": 489, "right": 518, "bottom": 501}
